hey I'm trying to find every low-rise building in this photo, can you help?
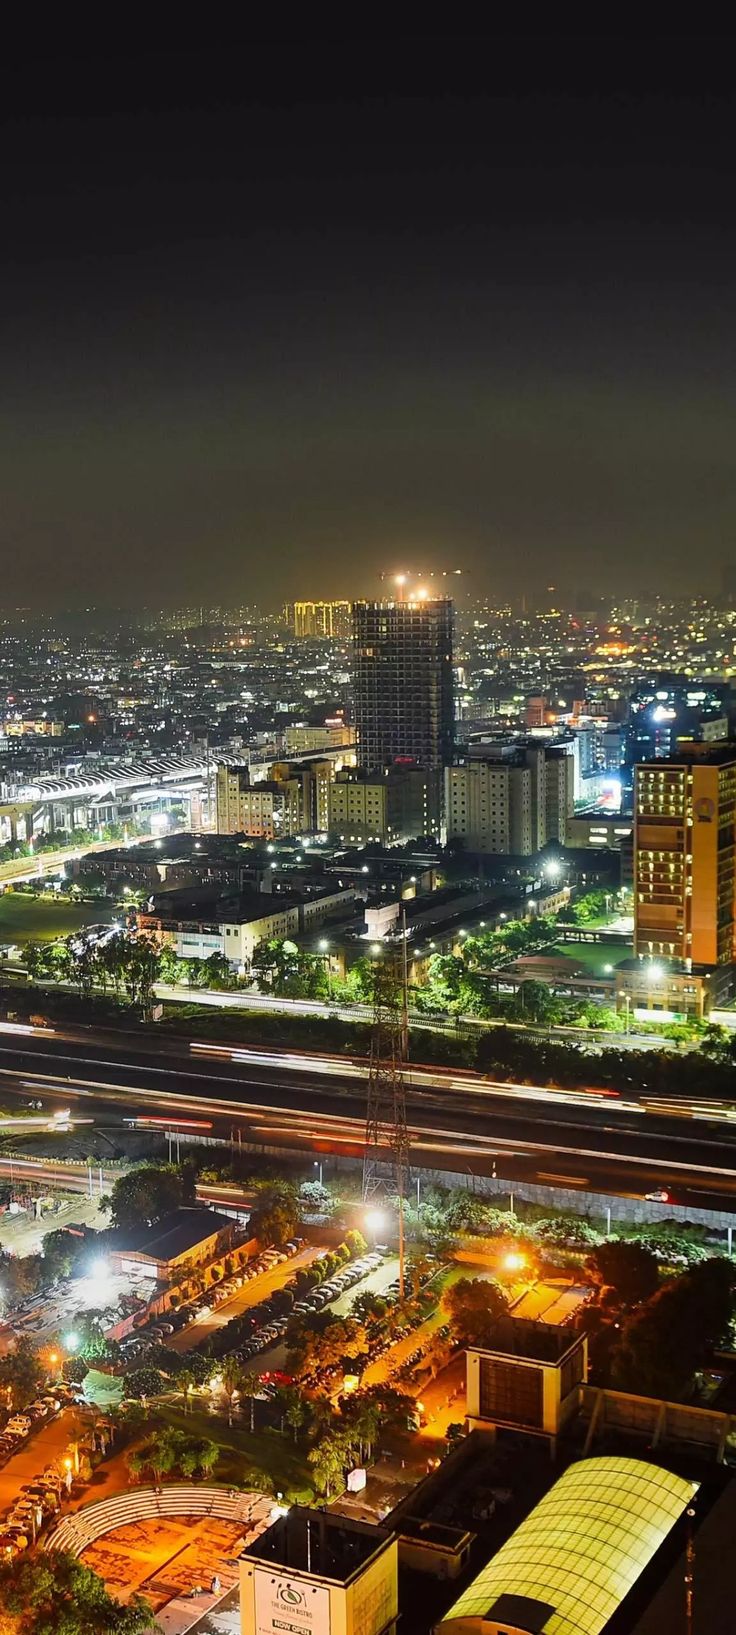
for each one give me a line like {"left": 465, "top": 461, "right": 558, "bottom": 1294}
{"left": 107, "top": 1207, "right": 236, "bottom": 1283}
{"left": 466, "top": 1317, "right": 588, "bottom": 1451}
{"left": 216, "top": 763, "right": 303, "bottom": 840}
{"left": 614, "top": 956, "right": 735, "bottom": 1021}
{"left": 435, "top": 1457, "right": 697, "bottom": 1635}
{"left": 139, "top": 881, "right": 357, "bottom": 967}
{"left": 240, "top": 1506, "right": 398, "bottom": 1635}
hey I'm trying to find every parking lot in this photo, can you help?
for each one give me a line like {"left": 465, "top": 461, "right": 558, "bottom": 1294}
{"left": 163, "top": 1244, "right": 322, "bottom": 1356}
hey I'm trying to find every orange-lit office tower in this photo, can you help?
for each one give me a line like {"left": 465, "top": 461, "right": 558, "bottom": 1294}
{"left": 634, "top": 748, "right": 736, "bottom": 965}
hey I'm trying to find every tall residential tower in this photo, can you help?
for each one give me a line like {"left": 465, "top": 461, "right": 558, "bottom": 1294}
{"left": 351, "top": 595, "right": 454, "bottom": 832}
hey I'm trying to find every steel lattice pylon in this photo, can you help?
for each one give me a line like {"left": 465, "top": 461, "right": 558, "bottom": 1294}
{"left": 362, "top": 958, "right": 410, "bottom": 1206}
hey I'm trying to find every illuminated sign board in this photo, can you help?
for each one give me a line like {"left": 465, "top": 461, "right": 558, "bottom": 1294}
{"left": 254, "top": 1569, "right": 330, "bottom": 1635}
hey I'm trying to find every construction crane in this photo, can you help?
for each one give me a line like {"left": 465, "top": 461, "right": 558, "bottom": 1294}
{"left": 379, "top": 569, "right": 463, "bottom": 601}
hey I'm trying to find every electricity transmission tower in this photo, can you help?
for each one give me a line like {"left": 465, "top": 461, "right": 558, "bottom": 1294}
{"left": 362, "top": 931, "right": 410, "bottom": 1296}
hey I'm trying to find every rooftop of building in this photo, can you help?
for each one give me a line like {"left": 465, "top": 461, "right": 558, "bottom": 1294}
{"left": 243, "top": 1506, "right": 390, "bottom": 1584}
{"left": 392, "top": 1515, "right": 474, "bottom": 1552}
{"left": 142, "top": 884, "right": 305, "bottom": 923}
{"left": 635, "top": 741, "right": 736, "bottom": 768}
{"left": 438, "top": 1456, "right": 698, "bottom": 1635}
{"left": 110, "top": 1206, "right": 233, "bottom": 1262}
{"left": 470, "top": 1315, "right": 584, "bottom": 1366}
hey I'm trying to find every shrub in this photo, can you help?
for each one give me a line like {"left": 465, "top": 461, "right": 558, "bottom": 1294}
{"left": 533, "top": 1218, "right": 603, "bottom": 1251}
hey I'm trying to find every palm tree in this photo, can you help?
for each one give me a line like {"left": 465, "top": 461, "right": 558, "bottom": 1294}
{"left": 218, "top": 1356, "right": 246, "bottom": 1428}
{"left": 176, "top": 1366, "right": 196, "bottom": 1414}
{"left": 237, "top": 1370, "right": 261, "bottom": 1435}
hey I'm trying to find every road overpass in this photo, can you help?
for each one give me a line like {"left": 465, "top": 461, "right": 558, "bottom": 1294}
{"left": 0, "top": 1021, "right": 735, "bottom": 1216}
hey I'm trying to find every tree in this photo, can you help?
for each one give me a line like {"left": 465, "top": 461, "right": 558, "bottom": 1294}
{"left": 288, "top": 1317, "right": 369, "bottom": 1379}
{"left": 513, "top": 979, "right": 557, "bottom": 1024}
{"left": 0, "top": 1337, "right": 45, "bottom": 1410}
{"left": 127, "top": 1428, "right": 178, "bottom": 1486}
{"left": 104, "top": 1163, "right": 194, "bottom": 1229}
{"left": 200, "top": 951, "right": 237, "bottom": 991}
{"left": 587, "top": 1240, "right": 660, "bottom": 1306}
{"left": 178, "top": 1435, "right": 219, "bottom": 1479}
{"left": 340, "top": 1396, "right": 381, "bottom": 1463}
{"left": 258, "top": 1200, "right": 298, "bottom": 1246}
{"left": 275, "top": 1386, "right": 307, "bottom": 1442}
{"left": 344, "top": 1229, "right": 367, "bottom": 1257}
{"left": 125, "top": 1366, "right": 164, "bottom": 1404}
{"left": 0, "top": 1551, "right": 151, "bottom": 1634}
{"left": 308, "top": 1430, "right": 352, "bottom": 1497}
{"left": 351, "top": 1289, "right": 388, "bottom": 1325}
{"left": 424, "top": 952, "right": 464, "bottom": 1011}
{"left": 533, "top": 1218, "right": 603, "bottom": 1252}
{"left": 342, "top": 957, "right": 376, "bottom": 1004}
{"left": 40, "top": 1227, "right": 85, "bottom": 1285}
{"left": 217, "top": 1356, "right": 247, "bottom": 1427}
{"left": 237, "top": 1369, "right": 262, "bottom": 1434}
{"left": 299, "top": 1180, "right": 334, "bottom": 1215}
{"left": 443, "top": 1277, "right": 509, "bottom": 1348}
{"left": 612, "top": 1257, "right": 736, "bottom": 1400}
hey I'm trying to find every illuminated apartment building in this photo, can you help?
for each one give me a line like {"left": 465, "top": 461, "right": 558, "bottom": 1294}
{"left": 634, "top": 747, "right": 736, "bottom": 965}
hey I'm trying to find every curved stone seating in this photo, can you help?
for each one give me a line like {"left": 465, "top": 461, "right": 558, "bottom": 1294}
{"left": 43, "top": 1486, "right": 269, "bottom": 1557}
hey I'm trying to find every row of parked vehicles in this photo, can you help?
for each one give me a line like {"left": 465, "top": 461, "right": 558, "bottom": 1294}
{"left": 0, "top": 1461, "right": 67, "bottom": 1559}
{"left": 0, "top": 1389, "right": 83, "bottom": 1561}
{"left": 228, "top": 1250, "right": 385, "bottom": 1368}
{"left": 0, "top": 1385, "right": 81, "bottom": 1469}
{"left": 118, "top": 1240, "right": 306, "bottom": 1365}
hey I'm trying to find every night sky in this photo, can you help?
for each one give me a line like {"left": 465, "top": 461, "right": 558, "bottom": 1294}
{"left": 1, "top": 37, "right": 735, "bottom": 610}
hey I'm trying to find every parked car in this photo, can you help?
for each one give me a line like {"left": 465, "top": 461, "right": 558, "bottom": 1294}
{"left": 0, "top": 1532, "right": 25, "bottom": 1559}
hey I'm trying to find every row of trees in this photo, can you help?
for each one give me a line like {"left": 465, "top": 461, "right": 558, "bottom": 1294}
{"left": 22, "top": 930, "right": 160, "bottom": 1009}
{"left": 127, "top": 1422, "right": 220, "bottom": 1482}
{"left": 401, "top": 1184, "right": 716, "bottom": 1268}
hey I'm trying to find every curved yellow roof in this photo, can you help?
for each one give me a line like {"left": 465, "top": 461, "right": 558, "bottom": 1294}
{"left": 439, "top": 1456, "right": 697, "bottom": 1635}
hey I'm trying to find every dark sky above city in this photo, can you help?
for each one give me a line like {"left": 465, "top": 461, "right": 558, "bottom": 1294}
{"left": 1, "top": 35, "right": 735, "bottom": 610}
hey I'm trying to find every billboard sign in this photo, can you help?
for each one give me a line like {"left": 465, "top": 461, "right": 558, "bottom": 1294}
{"left": 254, "top": 1568, "right": 330, "bottom": 1635}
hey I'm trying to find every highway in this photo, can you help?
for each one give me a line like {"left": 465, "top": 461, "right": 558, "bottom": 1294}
{"left": 0, "top": 1020, "right": 734, "bottom": 1211}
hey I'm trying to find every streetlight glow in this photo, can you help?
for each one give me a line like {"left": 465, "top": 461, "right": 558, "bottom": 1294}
{"left": 365, "top": 1209, "right": 386, "bottom": 1235}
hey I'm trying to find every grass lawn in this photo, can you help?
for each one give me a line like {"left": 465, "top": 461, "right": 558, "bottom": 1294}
{"left": 547, "top": 939, "right": 632, "bottom": 976}
{"left": 0, "top": 890, "right": 115, "bottom": 944}
{"left": 159, "top": 1403, "right": 314, "bottom": 1501}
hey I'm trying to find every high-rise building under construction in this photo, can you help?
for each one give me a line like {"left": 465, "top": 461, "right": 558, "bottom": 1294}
{"left": 351, "top": 595, "right": 454, "bottom": 833}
